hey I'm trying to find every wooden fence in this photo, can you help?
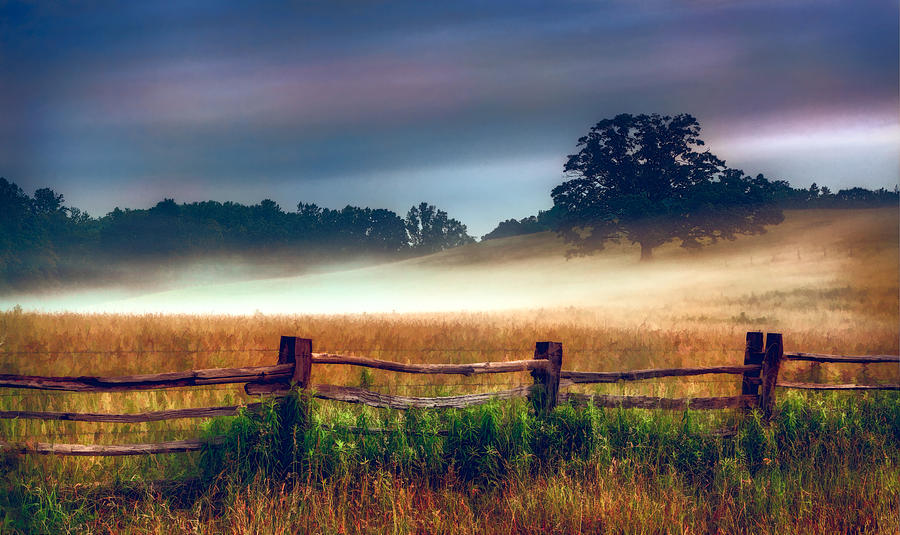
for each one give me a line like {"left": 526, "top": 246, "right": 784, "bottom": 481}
{"left": 1, "top": 332, "right": 897, "bottom": 456}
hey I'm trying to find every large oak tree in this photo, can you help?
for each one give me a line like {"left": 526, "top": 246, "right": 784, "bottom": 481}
{"left": 551, "top": 113, "right": 784, "bottom": 260}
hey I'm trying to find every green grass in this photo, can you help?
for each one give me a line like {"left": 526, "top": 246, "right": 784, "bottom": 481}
{"left": 3, "top": 391, "right": 897, "bottom": 534}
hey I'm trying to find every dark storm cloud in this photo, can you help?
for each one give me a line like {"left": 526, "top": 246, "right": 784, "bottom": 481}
{"left": 1, "top": 0, "right": 897, "bottom": 235}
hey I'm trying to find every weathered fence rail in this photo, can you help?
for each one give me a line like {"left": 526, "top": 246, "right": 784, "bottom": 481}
{"left": 313, "top": 383, "right": 536, "bottom": 410}
{"left": 784, "top": 353, "right": 899, "bottom": 364}
{"left": 311, "top": 354, "right": 549, "bottom": 374}
{"left": 561, "top": 393, "right": 759, "bottom": 410}
{"left": 0, "top": 403, "right": 264, "bottom": 423}
{"left": 0, "top": 438, "right": 222, "bottom": 456}
{"left": 0, "top": 364, "right": 294, "bottom": 392}
{"left": 559, "top": 365, "right": 761, "bottom": 384}
{"left": 1, "top": 331, "right": 897, "bottom": 456}
{"left": 775, "top": 382, "right": 900, "bottom": 391}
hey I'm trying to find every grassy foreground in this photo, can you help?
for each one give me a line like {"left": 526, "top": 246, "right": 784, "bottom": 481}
{"left": 2, "top": 392, "right": 899, "bottom": 534}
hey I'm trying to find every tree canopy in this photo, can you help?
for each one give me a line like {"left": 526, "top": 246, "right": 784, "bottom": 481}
{"left": 551, "top": 113, "right": 784, "bottom": 260}
{"left": 405, "top": 202, "right": 475, "bottom": 254}
{"left": 480, "top": 207, "right": 564, "bottom": 241}
{"left": 0, "top": 178, "right": 474, "bottom": 290}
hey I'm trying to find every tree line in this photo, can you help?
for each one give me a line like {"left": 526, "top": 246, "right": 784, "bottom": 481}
{"left": 0, "top": 178, "right": 474, "bottom": 290}
{"left": 483, "top": 179, "right": 898, "bottom": 242}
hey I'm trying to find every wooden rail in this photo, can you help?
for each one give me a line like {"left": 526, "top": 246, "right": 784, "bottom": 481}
{"left": 562, "top": 393, "right": 758, "bottom": 410}
{"left": 560, "top": 365, "right": 760, "bottom": 384}
{"left": 312, "top": 353, "right": 548, "bottom": 375}
{"left": 777, "top": 382, "right": 900, "bottom": 391}
{"left": 0, "top": 403, "right": 265, "bottom": 423}
{"left": 313, "top": 384, "right": 536, "bottom": 409}
{"left": 0, "top": 364, "right": 293, "bottom": 392}
{"left": 2, "top": 331, "right": 897, "bottom": 456}
{"left": 0, "top": 438, "right": 224, "bottom": 456}
{"left": 245, "top": 382, "right": 538, "bottom": 409}
{"left": 784, "top": 353, "right": 899, "bottom": 364}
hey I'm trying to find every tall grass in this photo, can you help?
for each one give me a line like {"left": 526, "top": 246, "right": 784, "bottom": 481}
{"left": 3, "top": 391, "right": 898, "bottom": 533}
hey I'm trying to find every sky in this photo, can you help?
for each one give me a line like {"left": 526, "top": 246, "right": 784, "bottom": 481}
{"left": 1, "top": 0, "right": 897, "bottom": 237}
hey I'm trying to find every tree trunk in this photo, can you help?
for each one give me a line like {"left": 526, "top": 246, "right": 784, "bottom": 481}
{"left": 640, "top": 242, "right": 653, "bottom": 261}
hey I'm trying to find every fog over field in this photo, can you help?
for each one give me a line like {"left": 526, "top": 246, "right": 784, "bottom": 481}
{"left": 5, "top": 209, "right": 896, "bottom": 329}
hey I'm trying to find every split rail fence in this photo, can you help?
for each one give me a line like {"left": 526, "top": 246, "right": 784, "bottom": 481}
{"left": 0, "top": 332, "right": 897, "bottom": 456}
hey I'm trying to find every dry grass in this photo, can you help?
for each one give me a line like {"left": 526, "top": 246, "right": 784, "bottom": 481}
{"left": 25, "top": 417, "right": 900, "bottom": 535}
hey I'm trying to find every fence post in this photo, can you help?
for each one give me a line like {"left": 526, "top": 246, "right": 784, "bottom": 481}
{"left": 531, "top": 341, "right": 562, "bottom": 413}
{"left": 759, "top": 332, "right": 783, "bottom": 420}
{"left": 741, "top": 332, "right": 764, "bottom": 407}
{"left": 278, "top": 335, "right": 313, "bottom": 389}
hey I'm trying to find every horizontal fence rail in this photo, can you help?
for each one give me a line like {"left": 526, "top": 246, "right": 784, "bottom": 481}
{"left": 0, "top": 364, "right": 293, "bottom": 392}
{"left": 0, "top": 403, "right": 265, "bottom": 423}
{"left": 562, "top": 393, "right": 759, "bottom": 411}
{"left": 777, "top": 381, "right": 900, "bottom": 391}
{"left": 783, "top": 353, "right": 900, "bottom": 364}
{"left": 0, "top": 438, "right": 223, "bottom": 456}
{"left": 244, "top": 382, "right": 538, "bottom": 409}
{"left": 314, "top": 383, "right": 536, "bottom": 410}
{"left": 1, "top": 331, "right": 897, "bottom": 456}
{"left": 311, "top": 353, "right": 548, "bottom": 374}
{"left": 560, "top": 365, "right": 761, "bottom": 384}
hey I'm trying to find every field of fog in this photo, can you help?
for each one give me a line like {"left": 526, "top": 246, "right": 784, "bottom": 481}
{"left": 3, "top": 208, "right": 897, "bottom": 327}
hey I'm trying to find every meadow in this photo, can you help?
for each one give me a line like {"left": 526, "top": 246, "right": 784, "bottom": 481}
{"left": 0, "top": 208, "right": 898, "bottom": 533}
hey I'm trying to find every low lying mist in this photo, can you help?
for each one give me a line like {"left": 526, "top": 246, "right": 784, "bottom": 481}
{"left": 3, "top": 209, "right": 897, "bottom": 331}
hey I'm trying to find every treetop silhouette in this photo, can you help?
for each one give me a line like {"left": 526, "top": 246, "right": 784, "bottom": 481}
{"left": 551, "top": 113, "right": 784, "bottom": 260}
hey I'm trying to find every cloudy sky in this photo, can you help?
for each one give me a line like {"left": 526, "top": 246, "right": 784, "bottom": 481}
{"left": 1, "top": 1, "right": 897, "bottom": 236}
